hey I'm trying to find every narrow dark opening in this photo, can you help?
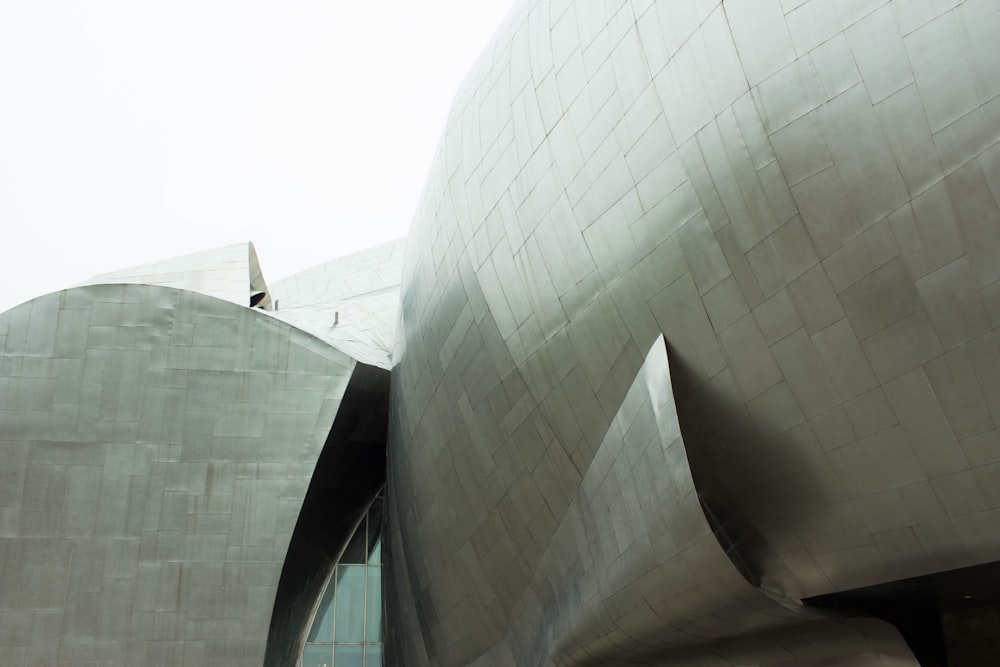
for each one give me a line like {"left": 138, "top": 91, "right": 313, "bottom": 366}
{"left": 263, "top": 363, "right": 390, "bottom": 667}
{"left": 806, "top": 559, "right": 1000, "bottom": 666}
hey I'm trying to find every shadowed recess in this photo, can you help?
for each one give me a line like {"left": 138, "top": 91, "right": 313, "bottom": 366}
{"left": 264, "top": 363, "right": 390, "bottom": 667}
{"left": 808, "top": 558, "right": 1000, "bottom": 666}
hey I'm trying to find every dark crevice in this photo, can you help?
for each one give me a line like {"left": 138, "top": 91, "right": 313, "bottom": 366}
{"left": 806, "top": 559, "right": 1000, "bottom": 666}
{"left": 250, "top": 291, "right": 268, "bottom": 308}
{"left": 263, "top": 363, "right": 390, "bottom": 667}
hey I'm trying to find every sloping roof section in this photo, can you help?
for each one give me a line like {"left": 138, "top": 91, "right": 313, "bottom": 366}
{"left": 80, "top": 241, "right": 273, "bottom": 310}
{"left": 269, "top": 239, "right": 405, "bottom": 370}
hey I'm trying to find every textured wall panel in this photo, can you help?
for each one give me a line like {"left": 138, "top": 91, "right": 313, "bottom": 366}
{"left": 81, "top": 243, "right": 273, "bottom": 311}
{"left": 387, "top": 0, "right": 1000, "bottom": 664}
{"left": 0, "top": 285, "right": 354, "bottom": 666}
{"left": 269, "top": 239, "right": 406, "bottom": 369}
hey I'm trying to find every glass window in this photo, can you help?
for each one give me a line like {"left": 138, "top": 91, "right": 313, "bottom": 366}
{"left": 334, "top": 644, "right": 364, "bottom": 667}
{"left": 301, "top": 644, "right": 331, "bottom": 667}
{"left": 299, "top": 490, "right": 384, "bottom": 667}
{"left": 334, "top": 565, "right": 366, "bottom": 642}
{"left": 365, "top": 568, "right": 382, "bottom": 642}
{"left": 368, "top": 536, "right": 381, "bottom": 565}
{"left": 307, "top": 576, "right": 335, "bottom": 643}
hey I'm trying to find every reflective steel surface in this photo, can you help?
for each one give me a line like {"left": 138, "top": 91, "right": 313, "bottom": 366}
{"left": 3, "top": 0, "right": 1000, "bottom": 663}
{"left": 0, "top": 246, "right": 399, "bottom": 666}
{"left": 270, "top": 239, "right": 406, "bottom": 369}
{"left": 80, "top": 242, "right": 275, "bottom": 311}
{"left": 385, "top": 0, "right": 1000, "bottom": 664}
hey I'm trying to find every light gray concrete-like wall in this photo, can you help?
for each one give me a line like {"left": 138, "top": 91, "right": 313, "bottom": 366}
{"left": 0, "top": 284, "right": 354, "bottom": 666}
{"left": 387, "top": 0, "right": 1000, "bottom": 664}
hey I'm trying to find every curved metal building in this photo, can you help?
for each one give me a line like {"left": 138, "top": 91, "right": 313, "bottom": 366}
{"left": 4, "top": 0, "right": 1000, "bottom": 665}
{"left": 0, "top": 244, "right": 400, "bottom": 666}
{"left": 385, "top": 0, "right": 1000, "bottom": 665}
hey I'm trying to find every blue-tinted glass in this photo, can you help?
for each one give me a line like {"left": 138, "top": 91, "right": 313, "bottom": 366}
{"left": 307, "top": 574, "right": 336, "bottom": 642}
{"left": 334, "top": 565, "right": 366, "bottom": 643}
{"left": 368, "top": 536, "right": 381, "bottom": 566}
{"left": 301, "top": 644, "right": 332, "bottom": 667}
{"left": 334, "top": 644, "right": 364, "bottom": 667}
{"left": 300, "top": 494, "right": 385, "bottom": 667}
{"left": 365, "top": 568, "right": 382, "bottom": 642}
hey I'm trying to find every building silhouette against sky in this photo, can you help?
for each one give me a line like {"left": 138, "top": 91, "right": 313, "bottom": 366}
{"left": 3, "top": 0, "right": 1000, "bottom": 665}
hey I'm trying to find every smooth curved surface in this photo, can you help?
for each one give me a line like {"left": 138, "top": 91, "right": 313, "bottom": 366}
{"left": 81, "top": 242, "right": 274, "bottom": 310}
{"left": 386, "top": 0, "right": 1000, "bottom": 664}
{"left": 270, "top": 239, "right": 405, "bottom": 369}
{"left": 0, "top": 284, "right": 352, "bottom": 665}
{"left": 480, "top": 335, "right": 915, "bottom": 666}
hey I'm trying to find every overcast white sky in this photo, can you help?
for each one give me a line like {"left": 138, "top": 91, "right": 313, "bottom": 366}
{"left": 0, "top": 0, "right": 516, "bottom": 313}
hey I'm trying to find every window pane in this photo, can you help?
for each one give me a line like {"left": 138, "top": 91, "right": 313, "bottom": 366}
{"left": 367, "top": 536, "right": 381, "bottom": 566}
{"left": 334, "top": 565, "right": 366, "bottom": 643}
{"left": 307, "top": 575, "right": 336, "bottom": 643}
{"left": 301, "top": 644, "right": 332, "bottom": 667}
{"left": 365, "top": 568, "right": 382, "bottom": 642}
{"left": 365, "top": 644, "right": 383, "bottom": 667}
{"left": 333, "top": 644, "right": 364, "bottom": 667}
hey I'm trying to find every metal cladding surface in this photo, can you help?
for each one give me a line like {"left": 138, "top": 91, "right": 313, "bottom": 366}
{"left": 270, "top": 239, "right": 406, "bottom": 370}
{"left": 0, "top": 246, "right": 399, "bottom": 666}
{"left": 386, "top": 0, "right": 1000, "bottom": 664}
{"left": 81, "top": 242, "right": 275, "bottom": 311}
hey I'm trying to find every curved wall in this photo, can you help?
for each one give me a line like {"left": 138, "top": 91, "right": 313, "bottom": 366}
{"left": 387, "top": 0, "right": 1000, "bottom": 664}
{"left": 0, "top": 285, "right": 354, "bottom": 666}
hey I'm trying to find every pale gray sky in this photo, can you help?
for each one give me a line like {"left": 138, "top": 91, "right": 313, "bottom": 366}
{"left": 0, "top": 0, "right": 516, "bottom": 312}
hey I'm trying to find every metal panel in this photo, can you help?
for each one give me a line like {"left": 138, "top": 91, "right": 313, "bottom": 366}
{"left": 387, "top": 0, "right": 1000, "bottom": 664}
{"left": 0, "top": 285, "right": 357, "bottom": 666}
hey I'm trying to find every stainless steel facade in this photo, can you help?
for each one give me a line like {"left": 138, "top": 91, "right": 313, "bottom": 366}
{"left": 385, "top": 0, "right": 1000, "bottom": 665}
{"left": 0, "top": 245, "right": 400, "bottom": 666}
{"left": 4, "top": 0, "right": 1000, "bottom": 664}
